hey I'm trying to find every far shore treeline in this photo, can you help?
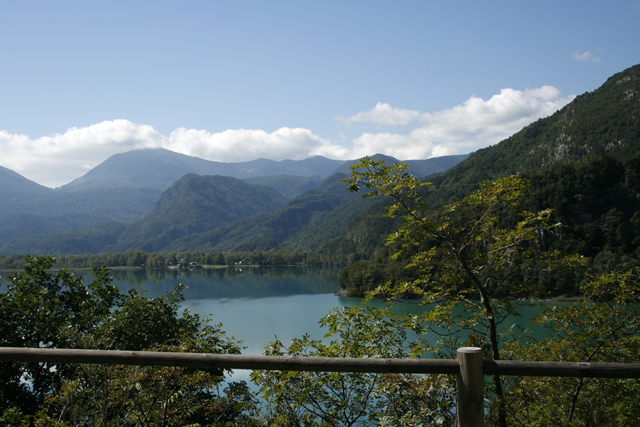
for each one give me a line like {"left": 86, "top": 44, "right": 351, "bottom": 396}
{"left": 0, "top": 249, "right": 352, "bottom": 271}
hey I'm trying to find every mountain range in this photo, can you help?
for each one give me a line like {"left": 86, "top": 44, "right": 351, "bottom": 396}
{"left": 0, "top": 145, "right": 469, "bottom": 251}
{"left": 1, "top": 63, "right": 638, "bottom": 258}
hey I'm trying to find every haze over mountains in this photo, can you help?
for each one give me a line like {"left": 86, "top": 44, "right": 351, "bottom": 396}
{"left": 57, "top": 150, "right": 349, "bottom": 193}
{"left": 1, "top": 63, "right": 638, "bottom": 257}
{"left": 0, "top": 147, "right": 469, "bottom": 251}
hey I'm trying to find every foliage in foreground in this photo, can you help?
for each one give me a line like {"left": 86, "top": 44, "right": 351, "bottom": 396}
{"left": 268, "top": 157, "right": 638, "bottom": 427}
{"left": 502, "top": 268, "right": 640, "bottom": 426}
{"left": 253, "top": 267, "right": 640, "bottom": 426}
{"left": 2, "top": 206, "right": 640, "bottom": 426}
{"left": 253, "top": 305, "right": 456, "bottom": 427}
{"left": 343, "top": 158, "right": 584, "bottom": 426}
{"left": 0, "top": 256, "right": 256, "bottom": 426}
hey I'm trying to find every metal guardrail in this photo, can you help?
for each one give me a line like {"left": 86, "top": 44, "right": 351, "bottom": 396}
{"left": 1, "top": 346, "right": 639, "bottom": 427}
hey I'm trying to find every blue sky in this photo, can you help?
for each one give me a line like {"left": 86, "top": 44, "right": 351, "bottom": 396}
{"left": 1, "top": 0, "right": 639, "bottom": 187}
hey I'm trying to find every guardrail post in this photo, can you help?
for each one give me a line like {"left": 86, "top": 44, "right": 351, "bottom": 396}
{"left": 457, "top": 347, "right": 484, "bottom": 427}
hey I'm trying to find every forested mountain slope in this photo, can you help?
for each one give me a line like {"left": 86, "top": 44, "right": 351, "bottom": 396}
{"left": 0, "top": 165, "right": 53, "bottom": 201}
{"left": 0, "top": 150, "right": 336, "bottom": 242}
{"left": 162, "top": 172, "right": 360, "bottom": 252}
{"left": 111, "top": 175, "right": 288, "bottom": 253}
{"left": 0, "top": 151, "right": 468, "bottom": 254}
{"left": 0, "top": 172, "right": 161, "bottom": 242}
{"left": 427, "top": 63, "right": 640, "bottom": 203}
{"left": 0, "top": 175, "right": 287, "bottom": 254}
{"left": 0, "top": 151, "right": 340, "bottom": 242}
{"left": 337, "top": 63, "right": 640, "bottom": 296}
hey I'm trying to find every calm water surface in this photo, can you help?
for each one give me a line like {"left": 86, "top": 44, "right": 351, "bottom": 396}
{"left": 4, "top": 266, "right": 564, "bottom": 385}
{"left": 75, "top": 267, "right": 561, "bottom": 355}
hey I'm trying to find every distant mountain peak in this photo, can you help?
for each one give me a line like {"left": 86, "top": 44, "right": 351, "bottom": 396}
{"left": 57, "top": 149, "right": 348, "bottom": 193}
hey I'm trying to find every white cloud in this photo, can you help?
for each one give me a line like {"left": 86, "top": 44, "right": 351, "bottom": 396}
{"left": 0, "top": 85, "right": 574, "bottom": 188}
{"left": 343, "top": 102, "right": 421, "bottom": 125}
{"left": 166, "top": 127, "right": 330, "bottom": 163}
{"left": 0, "top": 120, "right": 164, "bottom": 188}
{"left": 346, "top": 86, "right": 574, "bottom": 159}
{"left": 0, "top": 121, "right": 346, "bottom": 188}
{"left": 573, "top": 50, "right": 601, "bottom": 62}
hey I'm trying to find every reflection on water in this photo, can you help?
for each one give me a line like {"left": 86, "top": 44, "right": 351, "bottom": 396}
{"left": 2, "top": 266, "right": 569, "bottom": 387}
{"left": 73, "top": 266, "right": 340, "bottom": 300}
{"left": 72, "top": 267, "right": 346, "bottom": 351}
{"left": 4, "top": 266, "right": 566, "bottom": 359}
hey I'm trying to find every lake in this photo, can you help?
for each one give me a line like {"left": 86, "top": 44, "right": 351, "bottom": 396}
{"left": 4, "top": 266, "right": 564, "bottom": 384}
{"left": 78, "top": 266, "right": 562, "bottom": 350}
{"left": 76, "top": 266, "right": 364, "bottom": 355}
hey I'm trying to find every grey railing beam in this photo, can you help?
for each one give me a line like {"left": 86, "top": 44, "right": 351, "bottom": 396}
{"left": 3, "top": 346, "right": 640, "bottom": 427}
{"left": 483, "top": 359, "right": 640, "bottom": 378}
{"left": 0, "top": 347, "right": 459, "bottom": 374}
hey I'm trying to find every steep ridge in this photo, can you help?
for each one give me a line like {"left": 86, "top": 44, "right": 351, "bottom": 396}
{"left": 163, "top": 169, "right": 411, "bottom": 253}
{"left": 0, "top": 165, "right": 56, "bottom": 219}
{"left": 0, "top": 165, "right": 53, "bottom": 201}
{"left": 336, "top": 63, "right": 640, "bottom": 295}
{"left": 163, "top": 173, "right": 358, "bottom": 252}
{"left": 427, "top": 63, "right": 640, "bottom": 203}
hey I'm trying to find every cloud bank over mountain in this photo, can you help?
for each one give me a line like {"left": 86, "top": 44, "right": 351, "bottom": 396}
{"left": 0, "top": 85, "right": 573, "bottom": 188}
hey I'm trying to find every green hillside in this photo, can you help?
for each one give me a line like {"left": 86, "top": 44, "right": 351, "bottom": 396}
{"left": 0, "top": 175, "right": 288, "bottom": 255}
{"left": 428, "top": 63, "right": 640, "bottom": 203}
{"left": 0, "top": 214, "right": 122, "bottom": 243}
{"left": 163, "top": 172, "right": 382, "bottom": 253}
{"left": 337, "top": 63, "right": 640, "bottom": 296}
{"left": 0, "top": 221, "right": 127, "bottom": 256}
{"left": 0, "top": 153, "right": 466, "bottom": 255}
{"left": 0, "top": 165, "right": 53, "bottom": 201}
{"left": 0, "top": 151, "right": 344, "bottom": 243}
{"left": 110, "top": 175, "right": 288, "bottom": 253}
{"left": 165, "top": 182, "right": 355, "bottom": 253}
{"left": 243, "top": 175, "right": 323, "bottom": 198}
{"left": 0, "top": 185, "right": 161, "bottom": 241}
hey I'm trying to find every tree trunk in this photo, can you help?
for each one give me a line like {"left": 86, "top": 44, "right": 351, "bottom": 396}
{"left": 484, "top": 299, "right": 507, "bottom": 427}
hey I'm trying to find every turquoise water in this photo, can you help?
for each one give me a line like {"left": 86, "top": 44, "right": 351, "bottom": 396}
{"left": 3, "top": 266, "right": 563, "bottom": 356}
{"left": 4, "top": 266, "right": 565, "bottom": 385}
{"left": 78, "top": 267, "right": 562, "bottom": 355}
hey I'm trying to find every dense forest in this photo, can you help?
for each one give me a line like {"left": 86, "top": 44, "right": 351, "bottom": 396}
{"left": 339, "top": 153, "right": 640, "bottom": 297}
{"left": 338, "top": 63, "right": 640, "bottom": 297}
{"left": 0, "top": 249, "right": 353, "bottom": 271}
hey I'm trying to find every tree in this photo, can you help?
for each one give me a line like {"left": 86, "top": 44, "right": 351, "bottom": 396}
{"left": 343, "top": 157, "right": 581, "bottom": 426}
{"left": 0, "top": 256, "right": 256, "bottom": 425}
{"left": 503, "top": 268, "right": 640, "bottom": 426}
{"left": 252, "top": 305, "right": 456, "bottom": 426}
{"left": 0, "top": 257, "right": 118, "bottom": 413}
